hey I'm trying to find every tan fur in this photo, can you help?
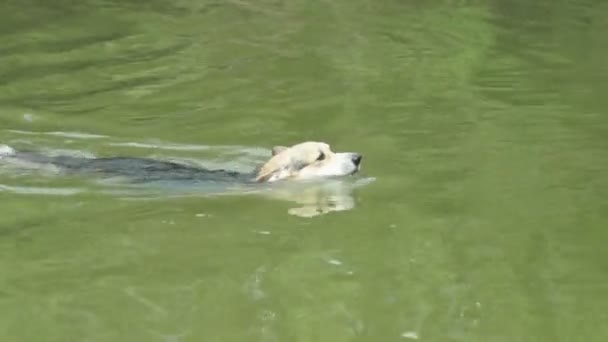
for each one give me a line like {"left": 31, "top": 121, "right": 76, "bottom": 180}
{"left": 256, "top": 142, "right": 334, "bottom": 182}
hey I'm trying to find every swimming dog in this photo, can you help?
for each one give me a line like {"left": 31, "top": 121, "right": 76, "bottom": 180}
{"left": 0, "top": 141, "right": 363, "bottom": 183}
{"left": 256, "top": 142, "right": 362, "bottom": 182}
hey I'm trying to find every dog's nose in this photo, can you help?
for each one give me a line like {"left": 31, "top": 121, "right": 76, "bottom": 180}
{"left": 352, "top": 154, "right": 362, "bottom": 166}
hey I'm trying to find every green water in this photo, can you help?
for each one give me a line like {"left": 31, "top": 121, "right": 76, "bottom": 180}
{"left": 2, "top": 0, "right": 608, "bottom": 341}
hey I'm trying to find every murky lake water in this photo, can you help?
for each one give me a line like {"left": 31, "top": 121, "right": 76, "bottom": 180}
{"left": 1, "top": 0, "right": 608, "bottom": 341}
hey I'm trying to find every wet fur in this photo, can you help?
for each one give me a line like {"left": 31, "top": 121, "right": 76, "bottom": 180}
{"left": 256, "top": 142, "right": 361, "bottom": 182}
{"left": 2, "top": 142, "right": 362, "bottom": 184}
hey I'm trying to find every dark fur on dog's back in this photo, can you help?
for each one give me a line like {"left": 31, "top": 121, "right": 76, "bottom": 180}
{"left": 12, "top": 151, "right": 254, "bottom": 183}
{"left": 2, "top": 141, "right": 362, "bottom": 184}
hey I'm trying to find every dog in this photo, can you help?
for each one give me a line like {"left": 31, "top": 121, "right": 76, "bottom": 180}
{"left": 1, "top": 141, "right": 369, "bottom": 217}
{"left": 256, "top": 142, "right": 362, "bottom": 182}
{"left": 1, "top": 141, "right": 363, "bottom": 183}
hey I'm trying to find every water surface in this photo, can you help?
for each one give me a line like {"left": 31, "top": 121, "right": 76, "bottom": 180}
{"left": 1, "top": 0, "right": 608, "bottom": 341}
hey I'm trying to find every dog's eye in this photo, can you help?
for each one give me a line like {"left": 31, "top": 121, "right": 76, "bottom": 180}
{"left": 316, "top": 152, "right": 326, "bottom": 161}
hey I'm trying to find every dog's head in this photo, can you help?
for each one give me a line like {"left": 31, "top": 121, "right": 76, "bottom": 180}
{"left": 255, "top": 142, "right": 362, "bottom": 183}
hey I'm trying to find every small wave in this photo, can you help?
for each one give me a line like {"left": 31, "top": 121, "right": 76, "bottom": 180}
{"left": 5, "top": 130, "right": 270, "bottom": 158}
{"left": 107, "top": 141, "right": 268, "bottom": 156}
{"left": 0, "top": 184, "right": 83, "bottom": 195}
{"left": 40, "top": 148, "right": 97, "bottom": 158}
{"left": 7, "top": 130, "right": 36, "bottom": 135}
{"left": 45, "top": 131, "right": 108, "bottom": 139}
{"left": 7, "top": 129, "right": 108, "bottom": 139}
{"left": 108, "top": 141, "right": 212, "bottom": 151}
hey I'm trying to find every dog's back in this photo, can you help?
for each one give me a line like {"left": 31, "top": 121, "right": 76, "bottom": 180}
{"left": 1, "top": 146, "right": 252, "bottom": 183}
{"left": 2, "top": 140, "right": 362, "bottom": 184}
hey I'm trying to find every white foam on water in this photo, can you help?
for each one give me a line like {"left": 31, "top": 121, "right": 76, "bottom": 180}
{"left": 108, "top": 142, "right": 212, "bottom": 151}
{"left": 45, "top": 131, "right": 108, "bottom": 139}
{"left": 0, "top": 184, "right": 82, "bottom": 196}
{"left": 6, "top": 129, "right": 37, "bottom": 135}
{"left": 108, "top": 141, "right": 269, "bottom": 157}
{"left": 23, "top": 113, "right": 35, "bottom": 122}
{"left": 40, "top": 148, "right": 97, "bottom": 158}
{"left": 7, "top": 129, "right": 108, "bottom": 139}
{"left": 0, "top": 145, "right": 15, "bottom": 157}
{"left": 401, "top": 331, "right": 419, "bottom": 340}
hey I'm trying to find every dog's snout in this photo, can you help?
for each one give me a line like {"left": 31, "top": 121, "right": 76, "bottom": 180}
{"left": 352, "top": 153, "right": 362, "bottom": 166}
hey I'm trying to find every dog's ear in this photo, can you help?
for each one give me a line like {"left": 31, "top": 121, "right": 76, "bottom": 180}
{"left": 271, "top": 146, "right": 288, "bottom": 156}
{"left": 256, "top": 150, "right": 293, "bottom": 182}
{"left": 256, "top": 165, "right": 291, "bottom": 183}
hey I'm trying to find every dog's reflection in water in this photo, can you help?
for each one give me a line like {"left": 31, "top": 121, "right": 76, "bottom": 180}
{"left": 258, "top": 177, "right": 374, "bottom": 218}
